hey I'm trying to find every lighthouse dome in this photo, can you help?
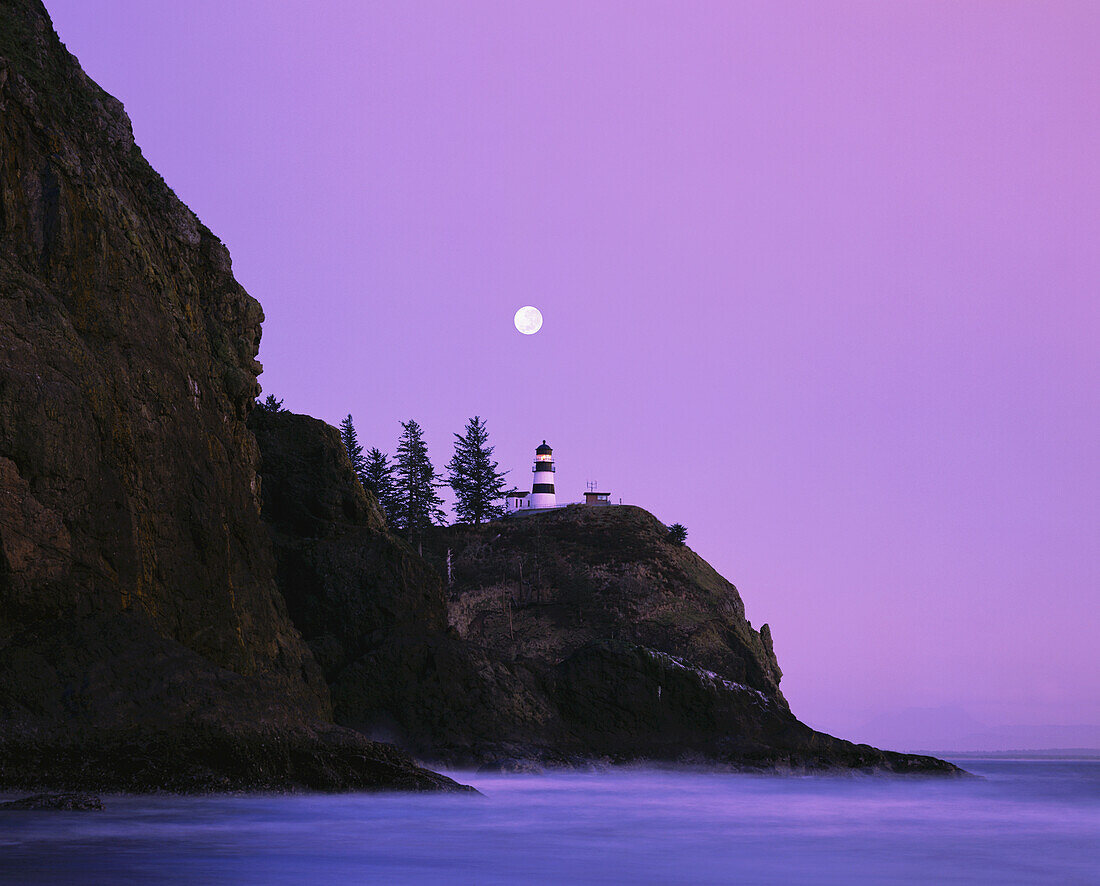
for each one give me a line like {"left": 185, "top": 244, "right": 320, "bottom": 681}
{"left": 536, "top": 441, "right": 553, "bottom": 455}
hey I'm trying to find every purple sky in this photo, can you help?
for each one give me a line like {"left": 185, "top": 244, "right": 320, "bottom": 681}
{"left": 44, "top": 1, "right": 1099, "bottom": 748}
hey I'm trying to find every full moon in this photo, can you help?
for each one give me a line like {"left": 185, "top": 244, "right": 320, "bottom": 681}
{"left": 514, "top": 305, "right": 543, "bottom": 335}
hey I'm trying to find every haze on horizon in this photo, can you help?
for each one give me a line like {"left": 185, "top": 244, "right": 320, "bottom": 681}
{"left": 43, "top": 0, "right": 1100, "bottom": 751}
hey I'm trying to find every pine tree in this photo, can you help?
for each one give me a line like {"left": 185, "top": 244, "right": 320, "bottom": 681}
{"left": 256, "top": 393, "right": 284, "bottom": 413}
{"left": 394, "top": 419, "right": 446, "bottom": 541}
{"left": 338, "top": 414, "right": 367, "bottom": 482}
{"left": 667, "top": 523, "right": 688, "bottom": 546}
{"left": 363, "top": 447, "right": 400, "bottom": 524}
{"left": 448, "top": 415, "right": 508, "bottom": 525}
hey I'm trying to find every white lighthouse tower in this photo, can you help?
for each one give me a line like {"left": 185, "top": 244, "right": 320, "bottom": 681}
{"left": 530, "top": 440, "right": 556, "bottom": 508}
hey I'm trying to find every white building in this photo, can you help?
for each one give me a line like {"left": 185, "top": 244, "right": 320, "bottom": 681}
{"left": 529, "top": 440, "right": 556, "bottom": 508}
{"left": 503, "top": 441, "right": 615, "bottom": 514}
{"left": 505, "top": 489, "right": 530, "bottom": 511}
{"left": 505, "top": 440, "right": 556, "bottom": 512}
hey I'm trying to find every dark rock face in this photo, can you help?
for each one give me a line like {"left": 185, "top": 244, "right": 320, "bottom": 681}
{"left": 0, "top": 0, "right": 463, "bottom": 792}
{"left": 0, "top": 613, "right": 468, "bottom": 792}
{"left": 329, "top": 634, "right": 557, "bottom": 756}
{"left": 248, "top": 411, "right": 445, "bottom": 677}
{"left": 552, "top": 640, "right": 957, "bottom": 773}
{"left": 0, "top": 0, "right": 316, "bottom": 705}
{"left": 552, "top": 640, "right": 800, "bottom": 758}
{"left": 0, "top": 723, "right": 469, "bottom": 794}
{"left": 0, "top": 0, "right": 319, "bottom": 708}
{"left": 250, "top": 410, "right": 554, "bottom": 756}
{"left": 434, "top": 506, "right": 785, "bottom": 704}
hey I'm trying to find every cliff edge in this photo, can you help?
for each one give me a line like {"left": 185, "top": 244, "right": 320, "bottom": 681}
{"left": 0, "top": 0, "right": 462, "bottom": 792}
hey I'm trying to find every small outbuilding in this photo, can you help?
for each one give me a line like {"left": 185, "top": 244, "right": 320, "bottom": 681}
{"left": 505, "top": 489, "right": 531, "bottom": 511}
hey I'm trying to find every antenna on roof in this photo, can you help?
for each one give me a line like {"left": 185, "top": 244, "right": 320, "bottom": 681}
{"left": 587, "top": 480, "right": 598, "bottom": 492}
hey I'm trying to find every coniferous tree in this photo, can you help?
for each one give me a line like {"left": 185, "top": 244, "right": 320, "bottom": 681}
{"left": 256, "top": 393, "right": 284, "bottom": 413}
{"left": 667, "top": 523, "right": 688, "bottom": 546}
{"left": 394, "top": 419, "right": 446, "bottom": 541}
{"left": 363, "top": 447, "right": 400, "bottom": 524}
{"left": 448, "top": 415, "right": 508, "bottom": 525}
{"left": 338, "top": 414, "right": 367, "bottom": 482}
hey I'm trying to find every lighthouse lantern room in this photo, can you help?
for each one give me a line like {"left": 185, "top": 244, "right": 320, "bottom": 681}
{"left": 529, "top": 440, "right": 556, "bottom": 508}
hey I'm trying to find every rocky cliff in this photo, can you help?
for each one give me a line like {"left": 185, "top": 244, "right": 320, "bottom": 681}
{"left": 425, "top": 509, "right": 958, "bottom": 772}
{"left": 251, "top": 414, "right": 959, "bottom": 774}
{"left": 0, "top": 0, "right": 461, "bottom": 792}
{"left": 437, "top": 506, "right": 784, "bottom": 703}
{"left": 249, "top": 409, "right": 553, "bottom": 760}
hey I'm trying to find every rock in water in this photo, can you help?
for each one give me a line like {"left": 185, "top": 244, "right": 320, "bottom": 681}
{"left": 0, "top": 0, "right": 464, "bottom": 792}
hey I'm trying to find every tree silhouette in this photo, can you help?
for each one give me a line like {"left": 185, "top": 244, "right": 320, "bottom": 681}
{"left": 363, "top": 446, "right": 400, "bottom": 525}
{"left": 667, "top": 523, "right": 688, "bottom": 546}
{"left": 338, "top": 414, "right": 367, "bottom": 483}
{"left": 448, "top": 415, "right": 508, "bottom": 524}
{"left": 393, "top": 419, "right": 446, "bottom": 541}
{"left": 255, "top": 393, "right": 284, "bottom": 413}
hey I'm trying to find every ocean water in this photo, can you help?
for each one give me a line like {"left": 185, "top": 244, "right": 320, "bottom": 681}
{"left": 1, "top": 760, "right": 1097, "bottom": 885}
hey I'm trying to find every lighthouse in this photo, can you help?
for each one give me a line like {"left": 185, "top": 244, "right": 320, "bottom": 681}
{"left": 530, "top": 440, "right": 556, "bottom": 508}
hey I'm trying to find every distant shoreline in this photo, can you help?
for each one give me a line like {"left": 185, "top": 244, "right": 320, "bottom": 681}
{"left": 928, "top": 749, "right": 1100, "bottom": 760}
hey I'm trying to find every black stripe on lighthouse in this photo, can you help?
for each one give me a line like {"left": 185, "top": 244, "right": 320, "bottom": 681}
{"left": 532, "top": 483, "right": 555, "bottom": 494}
